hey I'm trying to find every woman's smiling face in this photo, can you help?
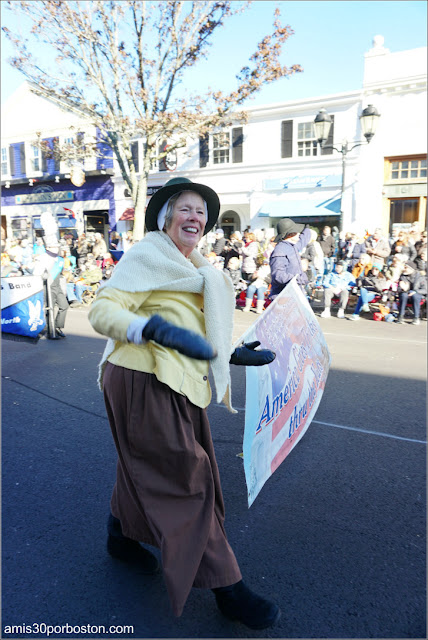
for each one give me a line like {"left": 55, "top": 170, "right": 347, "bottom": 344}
{"left": 165, "top": 191, "right": 206, "bottom": 257}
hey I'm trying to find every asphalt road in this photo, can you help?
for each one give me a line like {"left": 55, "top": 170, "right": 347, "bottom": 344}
{"left": 1, "top": 304, "right": 426, "bottom": 639}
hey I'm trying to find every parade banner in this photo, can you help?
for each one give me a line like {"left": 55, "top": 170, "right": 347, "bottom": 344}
{"left": 240, "top": 278, "right": 331, "bottom": 507}
{"left": 1, "top": 276, "right": 46, "bottom": 338}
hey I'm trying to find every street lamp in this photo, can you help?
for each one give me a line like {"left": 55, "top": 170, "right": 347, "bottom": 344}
{"left": 314, "top": 104, "right": 380, "bottom": 232}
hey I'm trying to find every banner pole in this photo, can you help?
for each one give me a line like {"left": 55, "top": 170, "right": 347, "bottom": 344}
{"left": 44, "top": 274, "right": 57, "bottom": 339}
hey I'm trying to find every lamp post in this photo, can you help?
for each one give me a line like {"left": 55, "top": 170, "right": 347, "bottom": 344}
{"left": 314, "top": 104, "right": 380, "bottom": 232}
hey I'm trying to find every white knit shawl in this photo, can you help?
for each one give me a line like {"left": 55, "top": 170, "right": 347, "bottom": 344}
{"left": 97, "top": 231, "right": 237, "bottom": 413}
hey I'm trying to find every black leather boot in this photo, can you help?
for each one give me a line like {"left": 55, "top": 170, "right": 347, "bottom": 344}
{"left": 107, "top": 514, "right": 160, "bottom": 574}
{"left": 213, "top": 580, "right": 281, "bottom": 630}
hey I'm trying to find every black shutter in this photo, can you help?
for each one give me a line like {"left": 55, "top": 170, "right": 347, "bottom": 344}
{"left": 9, "top": 146, "right": 15, "bottom": 176}
{"left": 76, "top": 132, "right": 85, "bottom": 162}
{"left": 19, "top": 143, "right": 26, "bottom": 175}
{"left": 281, "top": 120, "right": 293, "bottom": 158}
{"left": 199, "top": 134, "right": 209, "bottom": 168}
{"left": 53, "top": 137, "right": 60, "bottom": 171}
{"left": 159, "top": 140, "right": 167, "bottom": 172}
{"left": 232, "top": 127, "right": 243, "bottom": 163}
{"left": 131, "top": 141, "right": 139, "bottom": 173}
{"left": 321, "top": 115, "right": 334, "bottom": 155}
{"left": 41, "top": 146, "right": 48, "bottom": 172}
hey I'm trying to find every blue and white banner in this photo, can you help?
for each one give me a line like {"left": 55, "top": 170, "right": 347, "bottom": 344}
{"left": 1, "top": 276, "right": 46, "bottom": 338}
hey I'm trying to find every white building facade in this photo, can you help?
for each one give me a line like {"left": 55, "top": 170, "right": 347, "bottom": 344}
{"left": 114, "top": 37, "right": 427, "bottom": 238}
{"left": 2, "top": 38, "right": 426, "bottom": 243}
{"left": 1, "top": 83, "right": 115, "bottom": 245}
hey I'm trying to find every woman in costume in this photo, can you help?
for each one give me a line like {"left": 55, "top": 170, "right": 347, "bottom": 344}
{"left": 89, "top": 177, "right": 279, "bottom": 630}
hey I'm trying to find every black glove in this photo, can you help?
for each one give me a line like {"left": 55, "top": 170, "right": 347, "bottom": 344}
{"left": 230, "top": 340, "right": 276, "bottom": 366}
{"left": 142, "top": 314, "right": 217, "bottom": 361}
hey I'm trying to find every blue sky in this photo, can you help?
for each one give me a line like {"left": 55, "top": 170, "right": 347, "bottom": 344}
{"left": 1, "top": 1, "right": 427, "bottom": 108}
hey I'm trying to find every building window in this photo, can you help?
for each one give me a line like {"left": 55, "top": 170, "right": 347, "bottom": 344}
{"left": 389, "top": 198, "right": 419, "bottom": 232}
{"left": 297, "top": 123, "right": 318, "bottom": 157}
{"left": 390, "top": 158, "right": 427, "bottom": 180}
{"left": 213, "top": 131, "right": 230, "bottom": 164}
{"left": 1, "top": 147, "right": 8, "bottom": 175}
{"left": 31, "top": 146, "right": 40, "bottom": 172}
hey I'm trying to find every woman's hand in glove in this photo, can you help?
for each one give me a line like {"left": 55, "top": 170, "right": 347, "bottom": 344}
{"left": 143, "top": 314, "right": 217, "bottom": 361}
{"left": 230, "top": 340, "right": 276, "bottom": 366}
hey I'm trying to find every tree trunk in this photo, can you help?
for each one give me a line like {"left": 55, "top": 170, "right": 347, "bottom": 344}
{"left": 132, "top": 171, "right": 149, "bottom": 241}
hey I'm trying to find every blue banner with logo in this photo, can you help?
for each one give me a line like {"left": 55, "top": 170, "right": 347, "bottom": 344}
{"left": 1, "top": 276, "right": 46, "bottom": 337}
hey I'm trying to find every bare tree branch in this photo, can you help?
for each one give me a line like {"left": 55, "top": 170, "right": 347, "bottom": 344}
{"left": 3, "top": 0, "right": 302, "bottom": 239}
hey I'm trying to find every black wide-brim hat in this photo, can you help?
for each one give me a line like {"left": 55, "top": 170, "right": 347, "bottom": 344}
{"left": 145, "top": 177, "right": 220, "bottom": 235}
{"left": 274, "top": 217, "right": 305, "bottom": 243}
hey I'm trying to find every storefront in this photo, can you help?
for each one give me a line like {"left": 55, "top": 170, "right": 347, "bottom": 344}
{"left": 1, "top": 171, "right": 115, "bottom": 246}
{"left": 383, "top": 155, "right": 427, "bottom": 232}
{"left": 255, "top": 174, "right": 342, "bottom": 234}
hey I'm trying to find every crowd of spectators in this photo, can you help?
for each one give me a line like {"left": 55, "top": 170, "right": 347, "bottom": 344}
{"left": 1, "top": 231, "right": 119, "bottom": 307}
{"left": 2, "top": 222, "right": 426, "bottom": 326}
{"left": 198, "top": 222, "right": 427, "bottom": 324}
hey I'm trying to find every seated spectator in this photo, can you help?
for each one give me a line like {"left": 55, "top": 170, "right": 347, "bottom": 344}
{"left": 384, "top": 254, "right": 406, "bottom": 291}
{"left": 92, "top": 232, "right": 108, "bottom": 260}
{"left": 409, "top": 229, "right": 421, "bottom": 249}
{"left": 109, "top": 231, "right": 121, "bottom": 251}
{"left": 63, "top": 268, "right": 88, "bottom": 308}
{"left": 396, "top": 260, "right": 427, "bottom": 325}
{"left": 415, "top": 248, "right": 427, "bottom": 275}
{"left": 352, "top": 253, "right": 372, "bottom": 280}
{"left": 1, "top": 251, "right": 23, "bottom": 277}
{"left": 7, "top": 239, "right": 24, "bottom": 265}
{"left": 301, "top": 257, "right": 317, "bottom": 299}
{"left": 318, "top": 225, "right": 335, "bottom": 276}
{"left": 364, "top": 227, "right": 391, "bottom": 270}
{"left": 101, "top": 252, "right": 115, "bottom": 280}
{"left": 19, "top": 238, "right": 34, "bottom": 269}
{"left": 198, "top": 230, "right": 215, "bottom": 256}
{"left": 76, "top": 233, "right": 89, "bottom": 268}
{"left": 222, "top": 231, "right": 243, "bottom": 268}
{"left": 338, "top": 232, "right": 366, "bottom": 272}
{"left": 415, "top": 230, "right": 427, "bottom": 256}
{"left": 205, "top": 251, "right": 224, "bottom": 271}
{"left": 224, "top": 256, "right": 245, "bottom": 296}
{"left": 349, "top": 266, "right": 388, "bottom": 321}
{"left": 390, "top": 230, "right": 417, "bottom": 262}
{"left": 320, "top": 261, "right": 356, "bottom": 318}
{"left": 33, "top": 237, "right": 46, "bottom": 256}
{"left": 243, "top": 255, "right": 271, "bottom": 314}
{"left": 212, "top": 229, "right": 226, "bottom": 256}
{"left": 241, "top": 232, "right": 260, "bottom": 282}
{"left": 254, "top": 229, "right": 268, "bottom": 253}
{"left": 263, "top": 235, "right": 277, "bottom": 261}
{"left": 301, "top": 229, "right": 324, "bottom": 282}
{"left": 122, "top": 231, "right": 134, "bottom": 252}
{"left": 389, "top": 227, "right": 400, "bottom": 247}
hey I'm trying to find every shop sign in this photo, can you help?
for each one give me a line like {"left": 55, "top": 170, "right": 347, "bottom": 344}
{"left": 15, "top": 191, "right": 74, "bottom": 205}
{"left": 263, "top": 175, "right": 342, "bottom": 191}
{"left": 383, "top": 183, "right": 427, "bottom": 198}
{"left": 147, "top": 185, "right": 162, "bottom": 196}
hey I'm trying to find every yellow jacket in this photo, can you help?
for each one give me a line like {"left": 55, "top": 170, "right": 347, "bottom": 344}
{"left": 89, "top": 286, "right": 211, "bottom": 408}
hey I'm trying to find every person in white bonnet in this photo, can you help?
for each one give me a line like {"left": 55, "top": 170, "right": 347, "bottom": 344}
{"left": 92, "top": 232, "right": 108, "bottom": 259}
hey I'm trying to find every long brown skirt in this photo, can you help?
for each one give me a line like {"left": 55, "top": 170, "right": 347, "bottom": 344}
{"left": 103, "top": 362, "right": 242, "bottom": 616}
